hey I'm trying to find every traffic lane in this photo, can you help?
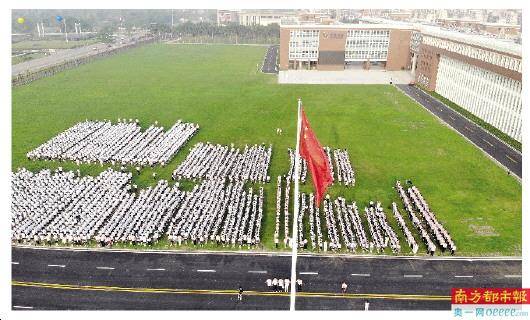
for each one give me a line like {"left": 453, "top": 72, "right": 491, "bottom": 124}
{"left": 397, "top": 85, "right": 521, "bottom": 178}
{"left": 12, "top": 284, "right": 289, "bottom": 310}
{"left": 295, "top": 257, "right": 521, "bottom": 294}
{"left": 12, "top": 42, "right": 109, "bottom": 75}
{"left": 262, "top": 45, "right": 278, "bottom": 74}
{"left": 12, "top": 247, "right": 292, "bottom": 291}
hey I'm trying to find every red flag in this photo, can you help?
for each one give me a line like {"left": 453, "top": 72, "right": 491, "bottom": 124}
{"left": 299, "top": 107, "right": 333, "bottom": 205}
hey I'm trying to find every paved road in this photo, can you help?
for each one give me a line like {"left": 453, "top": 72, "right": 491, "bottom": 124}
{"left": 12, "top": 43, "right": 109, "bottom": 76}
{"left": 261, "top": 45, "right": 278, "bottom": 74}
{"left": 397, "top": 84, "right": 521, "bottom": 178}
{"left": 12, "top": 247, "right": 521, "bottom": 310}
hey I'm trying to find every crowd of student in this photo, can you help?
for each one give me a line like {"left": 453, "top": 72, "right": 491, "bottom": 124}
{"left": 391, "top": 202, "right": 419, "bottom": 254}
{"left": 273, "top": 173, "right": 456, "bottom": 255}
{"left": 172, "top": 142, "right": 272, "bottom": 183}
{"left": 12, "top": 167, "right": 132, "bottom": 244}
{"left": 364, "top": 202, "right": 401, "bottom": 253}
{"left": 95, "top": 180, "right": 183, "bottom": 246}
{"left": 166, "top": 179, "right": 264, "bottom": 247}
{"left": 26, "top": 119, "right": 199, "bottom": 167}
{"left": 11, "top": 166, "right": 265, "bottom": 248}
{"left": 287, "top": 147, "right": 355, "bottom": 186}
{"left": 395, "top": 181, "right": 456, "bottom": 255}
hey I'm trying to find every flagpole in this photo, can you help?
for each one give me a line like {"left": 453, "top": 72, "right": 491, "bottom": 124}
{"left": 290, "top": 98, "right": 302, "bottom": 311}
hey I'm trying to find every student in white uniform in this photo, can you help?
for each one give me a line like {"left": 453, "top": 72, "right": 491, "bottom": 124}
{"left": 284, "top": 278, "right": 290, "bottom": 292}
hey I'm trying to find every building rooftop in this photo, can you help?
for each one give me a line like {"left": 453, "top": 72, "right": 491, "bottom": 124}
{"left": 360, "top": 17, "right": 521, "bottom": 57}
{"left": 280, "top": 23, "right": 415, "bottom": 30}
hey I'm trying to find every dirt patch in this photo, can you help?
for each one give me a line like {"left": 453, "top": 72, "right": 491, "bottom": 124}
{"left": 469, "top": 224, "right": 499, "bottom": 237}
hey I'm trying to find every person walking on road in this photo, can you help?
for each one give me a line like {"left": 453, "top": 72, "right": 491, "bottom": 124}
{"left": 341, "top": 282, "right": 348, "bottom": 294}
{"left": 284, "top": 278, "right": 290, "bottom": 293}
{"left": 237, "top": 285, "right": 243, "bottom": 301}
{"left": 278, "top": 278, "right": 284, "bottom": 292}
{"left": 296, "top": 279, "right": 303, "bottom": 291}
{"left": 364, "top": 300, "right": 370, "bottom": 311}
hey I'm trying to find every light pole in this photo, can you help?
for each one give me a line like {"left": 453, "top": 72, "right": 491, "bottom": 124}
{"left": 64, "top": 18, "right": 69, "bottom": 43}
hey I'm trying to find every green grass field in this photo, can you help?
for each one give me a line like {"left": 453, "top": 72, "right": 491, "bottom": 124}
{"left": 12, "top": 43, "right": 522, "bottom": 256}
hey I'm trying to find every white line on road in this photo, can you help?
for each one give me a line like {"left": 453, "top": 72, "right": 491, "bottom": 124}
{"left": 464, "top": 126, "right": 474, "bottom": 132}
{"left": 96, "top": 266, "right": 115, "bottom": 270}
{"left": 404, "top": 274, "right": 423, "bottom": 278}
{"left": 47, "top": 264, "right": 65, "bottom": 268}
{"left": 481, "top": 139, "right": 494, "bottom": 147}
{"left": 505, "top": 154, "right": 518, "bottom": 164}
{"left": 449, "top": 116, "right": 456, "bottom": 121}
{"left": 13, "top": 305, "right": 33, "bottom": 309}
{"left": 454, "top": 275, "right": 474, "bottom": 278}
{"left": 351, "top": 273, "right": 370, "bottom": 277}
{"left": 504, "top": 275, "right": 522, "bottom": 278}
{"left": 197, "top": 269, "right": 216, "bottom": 273}
{"left": 299, "top": 272, "right": 318, "bottom": 275}
{"left": 248, "top": 270, "right": 267, "bottom": 274}
{"left": 146, "top": 268, "right": 166, "bottom": 271}
{"left": 12, "top": 262, "right": 19, "bottom": 265}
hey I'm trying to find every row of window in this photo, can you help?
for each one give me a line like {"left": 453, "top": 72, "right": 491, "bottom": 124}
{"left": 345, "top": 50, "right": 388, "bottom": 61}
{"left": 435, "top": 56, "right": 522, "bottom": 142}
{"left": 423, "top": 35, "right": 522, "bottom": 73}
{"left": 347, "top": 29, "right": 390, "bottom": 37}
{"left": 289, "top": 30, "right": 320, "bottom": 38}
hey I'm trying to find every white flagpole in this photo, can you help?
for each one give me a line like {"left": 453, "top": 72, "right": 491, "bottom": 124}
{"left": 290, "top": 98, "right": 302, "bottom": 311}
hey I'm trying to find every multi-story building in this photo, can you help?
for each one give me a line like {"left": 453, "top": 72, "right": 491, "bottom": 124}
{"left": 238, "top": 10, "right": 298, "bottom": 26}
{"left": 279, "top": 21, "right": 522, "bottom": 143}
{"left": 279, "top": 24, "right": 414, "bottom": 71}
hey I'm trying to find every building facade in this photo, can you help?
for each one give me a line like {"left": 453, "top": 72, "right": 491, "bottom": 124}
{"left": 415, "top": 31, "right": 522, "bottom": 142}
{"left": 280, "top": 24, "right": 413, "bottom": 71}
{"left": 279, "top": 23, "right": 522, "bottom": 143}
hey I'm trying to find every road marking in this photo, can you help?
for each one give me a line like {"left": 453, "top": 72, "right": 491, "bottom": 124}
{"left": 12, "top": 280, "right": 451, "bottom": 301}
{"left": 403, "top": 274, "right": 423, "bottom": 278}
{"left": 504, "top": 275, "right": 522, "bottom": 278}
{"left": 505, "top": 154, "right": 518, "bottom": 164}
{"left": 351, "top": 273, "right": 370, "bottom": 277}
{"left": 454, "top": 275, "right": 474, "bottom": 278}
{"left": 449, "top": 116, "right": 456, "bottom": 121}
{"left": 197, "top": 269, "right": 216, "bottom": 273}
{"left": 481, "top": 139, "right": 494, "bottom": 147}
{"left": 146, "top": 268, "right": 165, "bottom": 271}
{"left": 12, "top": 262, "right": 19, "bottom": 265}
{"left": 13, "top": 305, "right": 33, "bottom": 309}
{"left": 464, "top": 126, "right": 474, "bottom": 133}
{"left": 248, "top": 270, "right": 267, "bottom": 274}
{"left": 47, "top": 264, "right": 65, "bottom": 268}
{"left": 299, "top": 272, "right": 318, "bottom": 275}
{"left": 96, "top": 267, "right": 115, "bottom": 270}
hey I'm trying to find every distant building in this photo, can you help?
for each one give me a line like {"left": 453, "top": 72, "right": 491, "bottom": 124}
{"left": 279, "top": 23, "right": 414, "bottom": 72}
{"left": 217, "top": 10, "right": 239, "bottom": 26}
{"left": 238, "top": 9, "right": 298, "bottom": 26}
{"left": 279, "top": 20, "right": 522, "bottom": 142}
